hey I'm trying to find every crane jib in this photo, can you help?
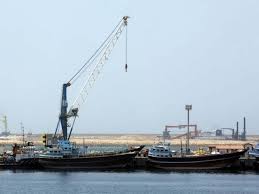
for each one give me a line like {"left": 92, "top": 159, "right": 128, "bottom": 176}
{"left": 56, "top": 16, "right": 129, "bottom": 140}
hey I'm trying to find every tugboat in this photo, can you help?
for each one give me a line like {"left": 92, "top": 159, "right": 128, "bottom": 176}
{"left": 39, "top": 16, "right": 144, "bottom": 170}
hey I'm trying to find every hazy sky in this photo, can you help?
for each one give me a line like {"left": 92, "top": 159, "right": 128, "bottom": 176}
{"left": 0, "top": 0, "right": 259, "bottom": 134}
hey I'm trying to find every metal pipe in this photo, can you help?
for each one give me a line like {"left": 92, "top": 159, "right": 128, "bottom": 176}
{"left": 187, "top": 109, "right": 190, "bottom": 153}
{"left": 185, "top": 105, "right": 192, "bottom": 154}
{"left": 243, "top": 117, "right": 246, "bottom": 140}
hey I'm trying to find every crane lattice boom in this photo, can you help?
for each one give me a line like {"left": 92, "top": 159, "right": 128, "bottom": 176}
{"left": 55, "top": 16, "right": 129, "bottom": 140}
{"left": 68, "top": 16, "right": 128, "bottom": 117}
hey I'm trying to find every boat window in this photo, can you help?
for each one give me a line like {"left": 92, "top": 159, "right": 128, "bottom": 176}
{"left": 165, "top": 150, "right": 168, "bottom": 152}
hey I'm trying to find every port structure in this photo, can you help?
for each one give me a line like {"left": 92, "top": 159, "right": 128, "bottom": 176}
{"left": 162, "top": 124, "right": 199, "bottom": 140}
{"left": 53, "top": 16, "right": 129, "bottom": 141}
{"left": 214, "top": 117, "right": 247, "bottom": 141}
{"left": 216, "top": 128, "right": 235, "bottom": 139}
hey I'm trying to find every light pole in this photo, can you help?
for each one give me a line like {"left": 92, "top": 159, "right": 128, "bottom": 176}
{"left": 185, "top": 105, "right": 192, "bottom": 154}
{"left": 20, "top": 122, "right": 25, "bottom": 146}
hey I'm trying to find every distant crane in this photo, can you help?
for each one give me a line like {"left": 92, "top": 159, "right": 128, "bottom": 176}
{"left": 0, "top": 115, "right": 10, "bottom": 136}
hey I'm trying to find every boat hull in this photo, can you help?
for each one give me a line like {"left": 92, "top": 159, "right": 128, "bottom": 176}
{"left": 39, "top": 152, "right": 138, "bottom": 170}
{"left": 0, "top": 158, "right": 41, "bottom": 170}
{"left": 256, "top": 157, "right": 259, "bottom": 163}
{"left": 147, "top": 150, "right": 246, "bottom": 170}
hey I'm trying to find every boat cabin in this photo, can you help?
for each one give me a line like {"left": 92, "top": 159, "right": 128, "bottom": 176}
{"left": 249, "top": 143, "right": 259, "bottom": 158}
{"left": 148, "top": 144, "right": 176, "bottom": 158}
{"left": 40, "top": 140, "right": 88, "bottom": 158}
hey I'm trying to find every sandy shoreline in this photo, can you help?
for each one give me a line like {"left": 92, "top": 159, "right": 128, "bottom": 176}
{"left": 0, "top": 134, "right": 258, "bottom": 147}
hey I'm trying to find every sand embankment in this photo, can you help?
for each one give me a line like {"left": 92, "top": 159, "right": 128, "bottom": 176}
{"left": 0, "top": 134, "right": 258, "bottom": 147}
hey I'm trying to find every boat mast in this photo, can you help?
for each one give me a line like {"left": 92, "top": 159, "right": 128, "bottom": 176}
{"left": 185, "top": 105, "right": 192, "bottom": 154}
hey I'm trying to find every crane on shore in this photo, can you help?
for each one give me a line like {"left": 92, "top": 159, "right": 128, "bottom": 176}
{"left": 54, "top": 16, "right": 129, "bottom": 141}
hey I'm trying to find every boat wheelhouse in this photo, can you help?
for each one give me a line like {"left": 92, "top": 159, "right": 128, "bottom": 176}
{"left": 148, "top": 143, "right": 176, "bottom": 158}
{"left": 248, "top": 143, "right": 259, "bottom": 161}
{"left": 39, "top": 140, "right": 87, "bottom": 159}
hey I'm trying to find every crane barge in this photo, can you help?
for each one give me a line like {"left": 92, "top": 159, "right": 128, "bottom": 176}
{"left": 38, "top": 16, "right": 144, "bottom": 170}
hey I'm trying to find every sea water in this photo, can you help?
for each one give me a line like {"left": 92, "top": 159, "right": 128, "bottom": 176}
{"left": 0, "top": 170, "right": 258, "bottom": 194}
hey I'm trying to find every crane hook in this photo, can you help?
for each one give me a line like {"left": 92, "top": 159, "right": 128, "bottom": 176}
{"left": 125, "top": 64, "right": 128, "bottom": 72}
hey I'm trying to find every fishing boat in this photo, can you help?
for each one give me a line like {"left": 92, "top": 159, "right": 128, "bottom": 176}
{"left": 39, "top": 141, "right": 144, "bottom": 170}
{"left": 0, "top": 142, "right": 42, "bottom": 169}
{"left": 147, "top": 143, "right": 246, "bottom": 170}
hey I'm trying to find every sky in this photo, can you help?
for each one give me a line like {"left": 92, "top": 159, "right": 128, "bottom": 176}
{"left": 0, "top": 0, "right": 259, "bottom": 134}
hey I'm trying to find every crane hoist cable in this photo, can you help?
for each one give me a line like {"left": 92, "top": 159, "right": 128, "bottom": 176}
{"left": 125, "top": 22, "right": 128, "bottom": 72}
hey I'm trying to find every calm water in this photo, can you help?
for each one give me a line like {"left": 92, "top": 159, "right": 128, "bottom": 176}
{"left": 0, "top": 170, "right": 258, "bottom": 194}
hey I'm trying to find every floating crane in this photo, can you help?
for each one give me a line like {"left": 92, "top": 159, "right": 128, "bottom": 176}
{"left": 54, "top": 16, "right": 129, "bottom": 141}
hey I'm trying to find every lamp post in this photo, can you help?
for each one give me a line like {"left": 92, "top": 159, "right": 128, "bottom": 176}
{"left": 20, "top": 122, "right": 25, "bottom": 146}
{"left": 185, "top": 105, "right": 192, "bottom": 154}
